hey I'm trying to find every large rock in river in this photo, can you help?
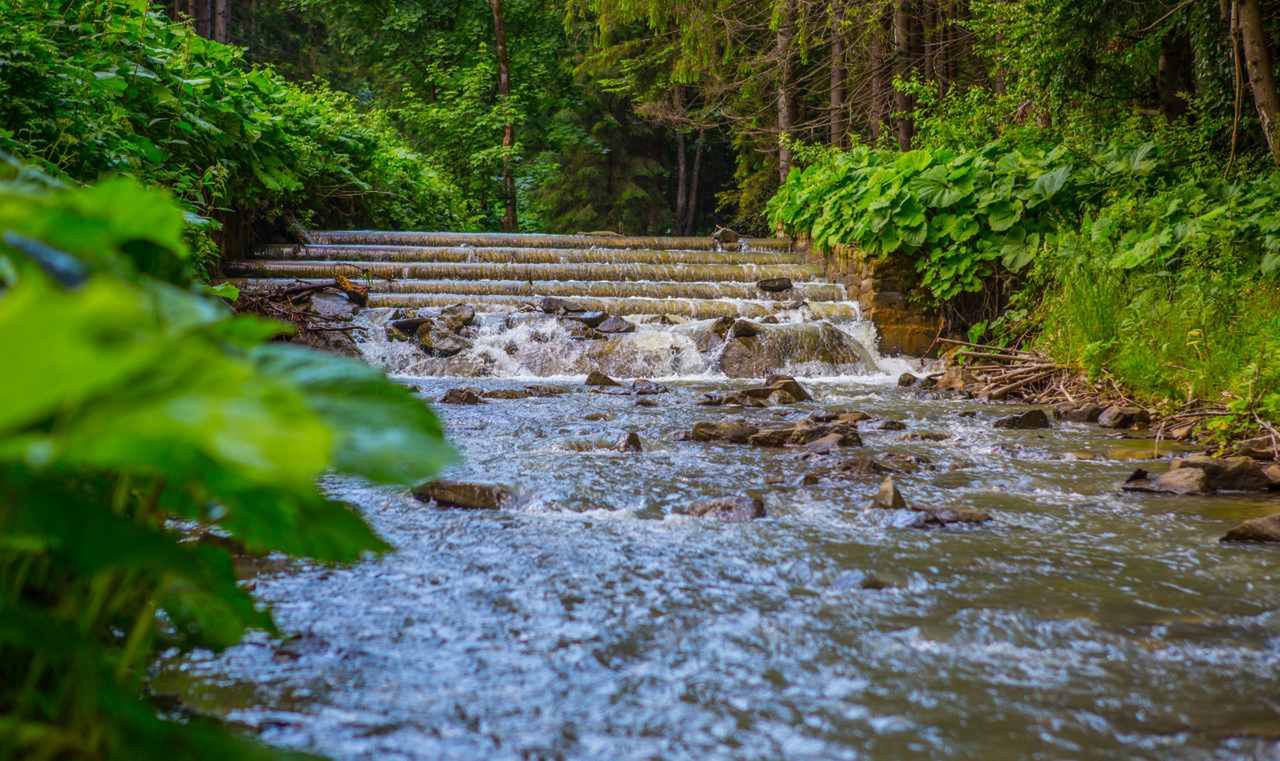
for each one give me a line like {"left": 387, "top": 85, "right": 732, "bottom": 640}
{"left": 1221, "top": 513, "right": 1280, "bottom": 543}
{"left": 717, "top": 321, "right": 879, "bottom": 378}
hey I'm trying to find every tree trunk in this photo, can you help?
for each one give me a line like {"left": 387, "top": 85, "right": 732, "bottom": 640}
{"left": 684, "top": 130, "right": 705, "bottom": 234}
{"left": 868, "top": 3, "right": 890, "bottom": 142}
{"left": 777, "top": 0, "right": 796, "bottom": 183}
{"left": 893, "top": 0, "right": 915, "bottom": 150}
{"left": 212, "top": 0, "right": 229, "bottom": 42}
{"left": 1238, "top": 0, "right": 1280, "bottom": 163}
{"left": 194, "top": 0, "right": 211, "bottom": 38}
{"left": 674, "top": 128, "right": 688, "bottom": 234}
{"left": 489, "top": 0, "right": 518, "bottom": 230}
{"left": 1158, "top": 29, "right": 1193, "bottom": 120}
{"left": 829, "top": 0, "right": 847, "bottom": 147}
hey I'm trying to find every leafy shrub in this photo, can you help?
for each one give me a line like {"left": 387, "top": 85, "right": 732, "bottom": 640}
{"left": 0, "top": 163, "right": 454, "bottom": 758}
{"left": 0, "top": 0, "right": 473, "bottom": 268}
{"left": 767, "top": 142, "right": 1089, "bottom": 300}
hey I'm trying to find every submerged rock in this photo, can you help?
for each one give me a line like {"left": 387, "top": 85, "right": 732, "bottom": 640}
{"left": 482, "top": 389, "right": 533, "bottom": 400}
{"left": 439, "top": 388, "right": 485, "bottom": 405}
{"left": 685, "top": 495, "right": 766, "bottom": 522}
{"left": 613, "top": 432, "right": 644, "bottom": 453}
{"left": 993, "top": 409, "right": 1052, "bottom": 430}
{"left": 900, "top": 431, "right": 952, "bottom": 442}
{"left": 1221, "top": 513, "right": 1280, "bottom": 543}
{"left": 524, "top": 384, "right": 570, "bottom": 397}
{"left": 584, "top": 412, "right": 613, "bottom": 422}
{"left": 413, "top": 481, "right": 513, "bottom": 510}
{"left": 908, "top": 507, "right": 992, "bottom": 528}
{"left": 872, "top": 477, "right": 907, "bottom": 509}
{"left": 877, "top": 420, "right": 907, "bottom": 431}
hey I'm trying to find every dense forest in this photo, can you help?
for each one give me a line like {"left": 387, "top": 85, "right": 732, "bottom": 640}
{"left": 2, "top": 0, "right": 1280, "bottom": 758}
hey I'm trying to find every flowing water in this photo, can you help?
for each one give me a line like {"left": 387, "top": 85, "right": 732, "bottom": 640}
{"left": 184, "top": 234, "right": 1280, "bottom": 760}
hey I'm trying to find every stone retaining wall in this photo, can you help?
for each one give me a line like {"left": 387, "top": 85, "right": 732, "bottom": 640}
{"left": 798, "top": 241, "right": 944, "bottom": 357}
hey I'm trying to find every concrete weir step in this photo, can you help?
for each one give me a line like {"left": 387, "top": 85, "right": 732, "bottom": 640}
{"left": 232, "top": 277, "right": 848, "bottom": 302}
{"left": 361, "top": 293, "right": 861, "bottom": 321}
{"left": 250, "top": 244, "right": 804, "bottom": 266}
{"left": 304, "top": 230, "right": 791, "bottom": 252}
{"left": 223, "top": 260, "right": 819, "bottom": 284}
{"left": 223, "top": 230, "right": 862, "bottom": 323}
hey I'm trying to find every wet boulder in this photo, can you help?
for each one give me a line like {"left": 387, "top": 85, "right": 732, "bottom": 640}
{"left": 877, "top": 420, "right": 907, "bottom": 431}
{"left": 1057, "top": 403, "right": 1105, "bottom": 423}
{"left": 685, "top": 495, "right": 766, "bottom": 522}
{"left": 993, "top": 409, "right": 1052, "bottom": 430}
{"left": 1122, "top": 467, "right": 1211, "bottom": 495}
{"left": 1098, "top": 405, "right": 1150, "bottom": 429}
{"left": 631, "top": 379, "right": 670, "bottom": 395}
{"left": 730, "top": 319, "right": 762, "bottom": 338}
{"left": 757, "top": 277, "right": 794, "bottom": 293}
{"left": 597, "top": 315, "right": 637, "bottom": 334}
{"left": 687, "top": 420, "right": 761, "bottom": 444}
{"left": 413, "top": 481, "right": 513, "bottom": 510}
{"left": 872, "top": 476, "right": 907, "bottom": 509}
{"left": 540, "top": 296, "right": 585, "bottom": 315}
{"left": 417, "top": 321, "right": 471, "bottom": 358}
{"left": 439, "top": 387, "right": 485, "bottom": 405}
{"left": 717, "top": 321, "right": 879, "bottom": 378}
{"left": 585, "top": 371, "right": 621, "bottom": 387}
{"left": 563, "top": 311, "right": 609, "bottom": 328}
{"left": 898, "top": 373, "right": 921, "bottom": 388}
{"left": 1221, "top": 513, "right": 1280, "bottom": 543}
{"left": 440, "top": 303, "right": 476, "bottom": 328}
{"left": 1168, "top": 455, "right": 1275, "bottom": 492}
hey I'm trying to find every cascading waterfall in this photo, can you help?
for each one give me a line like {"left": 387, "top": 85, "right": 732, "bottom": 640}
{"left": 225, "top": 231, "right": 907, "bottom": 379}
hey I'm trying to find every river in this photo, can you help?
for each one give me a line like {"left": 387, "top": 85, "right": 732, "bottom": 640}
{"left": 155, "top": 312, "right": 1280, "bottom": 760}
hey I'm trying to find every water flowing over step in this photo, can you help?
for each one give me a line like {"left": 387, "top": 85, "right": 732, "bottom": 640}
{"left": 225, "top": 231, "right": 892, "bottom": 378}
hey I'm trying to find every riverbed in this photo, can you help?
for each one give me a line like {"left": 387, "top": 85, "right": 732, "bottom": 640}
{"left": 157, "top": 372, "right": 1280, "bottom": 760}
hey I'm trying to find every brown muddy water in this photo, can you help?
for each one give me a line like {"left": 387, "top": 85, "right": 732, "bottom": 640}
{"left": 155, "top": 315, "right": 1280, "bottom": 761}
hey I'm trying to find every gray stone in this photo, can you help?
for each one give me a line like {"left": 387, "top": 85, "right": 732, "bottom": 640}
{"left": 413, "top": 481, "right": 512, "bottom": 510}
{"left": 993, "top": 409, "right": 1052, "bottom": 430}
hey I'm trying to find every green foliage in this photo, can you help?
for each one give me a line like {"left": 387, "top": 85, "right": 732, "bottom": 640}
{"left": 768, "top": 141, "right": 1097, "bottom": 300}
{"left": 0, "top": 0, "right": 472, "bottom": 267}
{"left": 0, "top": 170, "right": 455, "bottom": 758}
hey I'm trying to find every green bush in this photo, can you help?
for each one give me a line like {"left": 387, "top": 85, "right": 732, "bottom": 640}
{"left": 0, "top": 163, "right": 455, "bottom": 758}
{"left": 0, "top": 0, "right": 473, "bottom": 270}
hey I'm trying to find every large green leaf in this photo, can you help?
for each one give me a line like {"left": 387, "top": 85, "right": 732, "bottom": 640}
{"left": 250, "top": 344, "right": 456, "bottom": 484}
